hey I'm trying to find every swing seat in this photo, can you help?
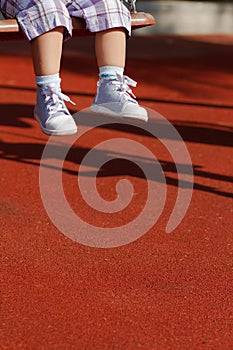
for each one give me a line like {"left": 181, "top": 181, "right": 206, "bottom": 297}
{"left": 0, "top": 12, "right": 155, "bottom": 41}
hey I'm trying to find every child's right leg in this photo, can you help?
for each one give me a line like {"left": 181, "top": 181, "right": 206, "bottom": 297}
{"left": 31, "top": 28, "right": 77, "bottom": 136}
{"left": 31, "top": 27, "right": 64, "bottom": 76}
{"left": 1, "top": 0, "right": 77, "bottom": 136}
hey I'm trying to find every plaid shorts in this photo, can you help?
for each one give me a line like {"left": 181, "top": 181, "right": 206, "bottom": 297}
{"left": 0, "top": 0, "right": 131, "bottom": 40}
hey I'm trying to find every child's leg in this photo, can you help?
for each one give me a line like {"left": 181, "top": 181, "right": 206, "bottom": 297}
{"left": 67, "top": 1, "right": 147, "bottom": 121}
{"left": 95, "top": 28, "right": 126, "bottom": 69}
{"left": 31, "top": 28, "right": 77, "bottom": 136}
{"left": 1, "top": 1, "right": 77, "bottom": 135}
{"left": 91, "top": 28, "right": 148, "bottom": 122}
{"left": 30, "top": 27, "right": 64, "bottom": 76}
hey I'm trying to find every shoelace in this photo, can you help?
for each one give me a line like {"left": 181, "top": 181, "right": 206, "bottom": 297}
{"left": 41, "top": 85, "right": 75, "bottom": 116}
{"left": 99, "top": 74, "right": 137, "bottom": 101}
{"left": 115, "top": 74, "right": 137, "bottom": 99}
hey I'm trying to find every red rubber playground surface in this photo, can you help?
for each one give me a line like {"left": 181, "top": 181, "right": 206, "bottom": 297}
{"left": 1, "top": 34, "right": 233, "bottom": 349}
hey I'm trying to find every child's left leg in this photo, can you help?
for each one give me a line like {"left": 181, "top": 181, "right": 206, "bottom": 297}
{"left": 95, "top": 28, "right": 126, "bottom": 68}
{"left": 68, "top": 0, "right": 148, "bottom": 122}
{"left": 91, "top": 28, "right": 148, "bottom": 122}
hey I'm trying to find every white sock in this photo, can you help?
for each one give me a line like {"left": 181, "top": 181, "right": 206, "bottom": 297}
{"left": 99, "top": 66, "right": 124, "bottom": 79}
{"left": 36, "top": 73, "right": 60, "bottom": 88}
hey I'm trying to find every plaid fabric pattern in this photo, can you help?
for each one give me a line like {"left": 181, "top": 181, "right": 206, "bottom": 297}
{"left": 0, "top": 0, "right": 131, "bottom": 40}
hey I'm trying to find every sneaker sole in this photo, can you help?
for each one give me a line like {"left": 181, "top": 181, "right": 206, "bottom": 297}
{"left": 34, "top": 113, "right": 78, "bottom": 136}
{"left": 90, "top": 105, "right": 148, "bottom": 123}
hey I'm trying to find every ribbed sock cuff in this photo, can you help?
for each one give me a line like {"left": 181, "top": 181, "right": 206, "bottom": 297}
{"left": 99, "top": 66, "right": 124, "bottom": 79}
{"left": 36, "top": 73, "right": 60, "bottom": 87}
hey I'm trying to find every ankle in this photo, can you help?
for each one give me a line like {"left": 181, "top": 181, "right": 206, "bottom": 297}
{"left": 99, "top": 66, "right": 124, "bottom": 80}
{"left": 36, "top": 73, "right": 61, "bottom": 89}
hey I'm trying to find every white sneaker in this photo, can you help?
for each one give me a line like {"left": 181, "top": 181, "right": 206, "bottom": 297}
{"left": 90, "top": 74, "right": 148, "bottom": 122}
{"left": 34, "top": 83, "right": 77, "bottom": 136}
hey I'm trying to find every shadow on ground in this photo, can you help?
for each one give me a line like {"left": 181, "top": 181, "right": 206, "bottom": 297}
{"left": 0, "top": 103, "right": 232, "bottom": 199}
